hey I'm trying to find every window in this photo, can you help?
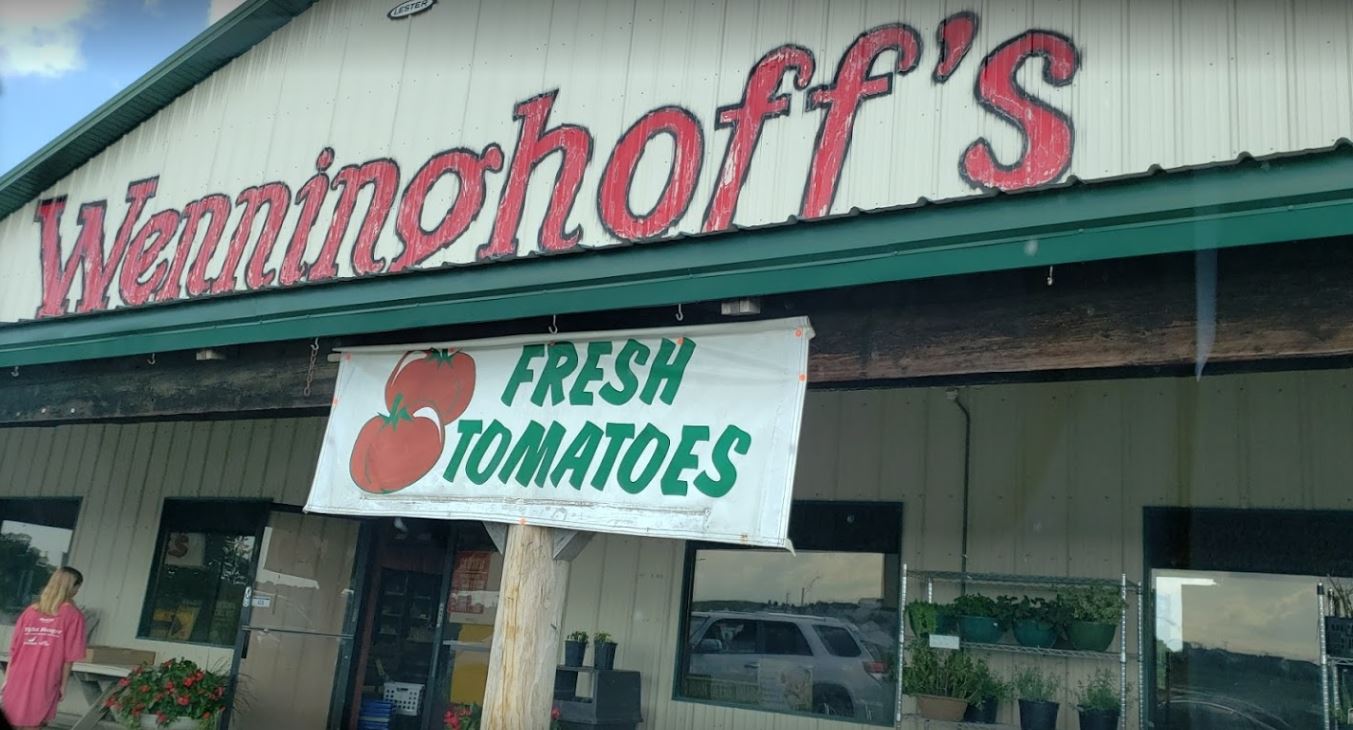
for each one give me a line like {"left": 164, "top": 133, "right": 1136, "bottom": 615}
{"left": 139, "top": 500, "right": 268, "bottom": 647}
{"left": 814, "top": 625, "right": 863, "bottom": 658}
{"left": 677, "top": 501, "right": 901, "bottom": 726}
{"left": 0, "top": 499, "right": 80, "bottom": 623}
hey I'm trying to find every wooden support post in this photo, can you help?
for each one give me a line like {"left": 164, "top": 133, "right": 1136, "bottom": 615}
{"left": 482, "top": 524, "right": 569, "bottom": 730}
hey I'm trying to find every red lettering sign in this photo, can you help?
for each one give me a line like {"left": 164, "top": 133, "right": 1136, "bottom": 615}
{"left": 30, "top": 14, "right": 1080, "bottom": 319}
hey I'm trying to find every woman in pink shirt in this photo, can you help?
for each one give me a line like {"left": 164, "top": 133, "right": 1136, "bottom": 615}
{"left": 1, "top": 568, "right": 86, "bottom": 730}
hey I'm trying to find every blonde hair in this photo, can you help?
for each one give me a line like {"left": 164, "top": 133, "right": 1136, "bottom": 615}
{"left": 34, "top": 566, "right": 83, "bottom": 616}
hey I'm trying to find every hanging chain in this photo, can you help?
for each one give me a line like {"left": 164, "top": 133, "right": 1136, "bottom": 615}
{"left": 303, "top": 338, "right": 320, "bottom": 397}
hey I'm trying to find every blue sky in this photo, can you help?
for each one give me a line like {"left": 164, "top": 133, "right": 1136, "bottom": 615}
{"left": 0, "top": 0, "right": 245, "bottom": 176}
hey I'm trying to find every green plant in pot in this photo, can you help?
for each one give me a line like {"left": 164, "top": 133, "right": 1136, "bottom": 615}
{"left": 952, "top": 593, "right": 1004, "bottom": 644}
{"left": 1076, "top": 668, "right": 1126, "bottom": 730}
{"left": 906, "top": 601, "right": 938, "bottom": 638}
{"left": 962, "top": 658, "right": 1011, "bottom": 725}
{"left": 564, "top": 630, "right": 589, "bottom": 667}
{"left": 592, "top": 631, "right": 617, "bottom": 670}
{"left": 1060, "top": 586, "right": 1123, "bottom": 652}
{"left": 1013, "top": 666, "right": 1061, "bottom": 730}
{"left": 105, "top": 659, "right": 228, "bottom": 729}
{"left": 1011, "top": 596, "right": 1060, "bottom": 649}
{"left": 902, "top": 642, "right": 980, "bottom": 721}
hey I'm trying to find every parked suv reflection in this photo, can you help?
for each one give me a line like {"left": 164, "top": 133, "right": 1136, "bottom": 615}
{"left": 685, "top": 610, "right": 891, "bottom": 722}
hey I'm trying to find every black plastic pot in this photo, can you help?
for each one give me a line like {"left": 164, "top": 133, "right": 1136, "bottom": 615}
{"left": 1078, "top": 708, "right": 1119, "bottom": 730}
{"left": 1013, "top": 619, "right": 1057, "bottom": 648}
{"left": 963, "top": 696, "right": 999, "bottom": 723}
{"left": 564, "top": 639, "right": 586, "bottom": 667}
{"left": 593, "top": 640, "right": 617, "bottom": 670}
{"left": 1018, "top": 699, "right": 1059, "bottom": 730}
{"left": 958, "top": 615, "right": 1003, "bottom": 644}
{"left": 1067, "top": 621, "right": 1117, "bottom": 652}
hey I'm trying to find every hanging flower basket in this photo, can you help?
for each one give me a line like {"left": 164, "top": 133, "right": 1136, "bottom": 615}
{"left": 444, "top": 703, "right": 562, "bottom": 729}
{"left": 106, "top": 658, "right": 227, "bottom": 730}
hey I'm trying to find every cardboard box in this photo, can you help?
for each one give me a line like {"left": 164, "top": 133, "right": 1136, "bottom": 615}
{"left": 82, "top": 646, "right": 156, "bottom": 666}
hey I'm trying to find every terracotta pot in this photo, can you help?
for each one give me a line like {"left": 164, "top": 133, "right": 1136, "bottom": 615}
{"left": 915, "top": 694, "right": 968, "bottom": 722}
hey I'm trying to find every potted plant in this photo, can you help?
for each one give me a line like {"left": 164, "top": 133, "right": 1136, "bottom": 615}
{"left": 564, "top": 630, "right": 589, "bottom": 667}
{"left": 1013, "top": 666, "right": 1061, "bottom": 730}
{"left": 444, "top": 703, "right": 562, "bottom": 729}
{"left": 105, "top": 658, "right": 228, "bottom": 729}
{"left": 907, "top": 600, "right": 941, "bottom": 638}
{"left": 1011, "top": 596, "right": 1059, "bottom": 649}
{"left": 593, "top": 631, "right": 617, "bottom": 670}
{"left": 901, "top": 642, "right": 979, "bottom": 721}
{"left": 952, "top": 594, "right": 1004, "bottom": 644}
{"left": 1075, "top": 668, "right": 1125, "bottom": 730}
{"left": 1060, "top": 586, "right": 1123, "bottom": 652}
{"left": 962, "top": 658, "right": 1011, "bottom": 724}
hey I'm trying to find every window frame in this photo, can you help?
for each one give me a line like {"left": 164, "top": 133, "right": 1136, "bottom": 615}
{"left": 0, "top": 497, "right": 82, "bottom": 623}
{"left": 672, "top": 499, "right": 904, "bottom": 725}
{"left": 137, "top": 498, "right": 270, "bottom": 647}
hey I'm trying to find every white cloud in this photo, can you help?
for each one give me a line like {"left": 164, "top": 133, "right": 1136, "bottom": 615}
{"left": 208, "top": 0, "right": 248, "bottom": 24}
{"left": 0, "top": 0, "right": 98, "bottom": 78}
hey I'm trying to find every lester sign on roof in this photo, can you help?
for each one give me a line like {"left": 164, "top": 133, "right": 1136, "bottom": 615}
{"left": 306, "top": 319, "right": 813, "bottom": 548}
{"left": 2, "top": 0, "right": 1350, "bottom": 325}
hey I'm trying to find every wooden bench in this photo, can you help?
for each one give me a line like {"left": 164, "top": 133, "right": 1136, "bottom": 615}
{"left": 0, "top": 653, "right": 133, "bottom": 730}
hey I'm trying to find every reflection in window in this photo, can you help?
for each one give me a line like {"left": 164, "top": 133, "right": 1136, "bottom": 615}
{"left": 678, "top": 502, "right": 900, "bottom": 726}
{"left": 140, "top": 500, "right": 266, "bottom": 646}
{"left": 1154, "top": 570, "right": 1321, "bottom": 729}
{"left": 0, "top": 499, "right": 80, "bottom": 623}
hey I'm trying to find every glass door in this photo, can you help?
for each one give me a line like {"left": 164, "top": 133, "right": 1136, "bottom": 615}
{"left": 428, "top": 526, "right": 503, "bottom": 727}
{"left": 224, "top": 509, "right": 366, "bottom": 729}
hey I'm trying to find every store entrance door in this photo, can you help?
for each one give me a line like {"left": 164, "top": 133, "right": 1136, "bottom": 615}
{"left": 346, "top": 519, "right": 503, "bottom": 730}
{"left": 224, "top": 509, "right": 367, "bottom": 729}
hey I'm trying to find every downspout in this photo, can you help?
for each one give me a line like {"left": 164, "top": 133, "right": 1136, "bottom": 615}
{"left": 947, "top": 388, "right": 972, "bottom": 593}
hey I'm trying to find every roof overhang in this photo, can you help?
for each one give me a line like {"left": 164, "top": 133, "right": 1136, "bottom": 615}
{"left": 2, "top": 147, "right": 1352, "bottom": 368}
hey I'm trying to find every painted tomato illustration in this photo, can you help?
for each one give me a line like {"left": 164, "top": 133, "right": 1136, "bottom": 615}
{"left": 349, "top": 406, "right": 443, "bottom": 494}
{"left": 385, "top": 349, "right": 476, "bottom": 425}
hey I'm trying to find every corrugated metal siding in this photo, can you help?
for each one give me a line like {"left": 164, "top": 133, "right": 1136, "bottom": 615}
{"left": 3, "top": 368, "right": 1352, "bottom": 726}
{"left": 0, "top": 417, "right": 326, "bottom": 679}
{"left": 562, "top": 368, "right": 1353, "bottom": 729}
{"left": 7, "top": 0, "right": 1353, "bottom": 321}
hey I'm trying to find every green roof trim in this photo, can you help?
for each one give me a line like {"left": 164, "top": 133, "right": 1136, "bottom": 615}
{"left": 0, "top": 0, "right": 317, "bottom": 220}
{"left": 2, "top": 147, "right": 1352, "bottom": 368}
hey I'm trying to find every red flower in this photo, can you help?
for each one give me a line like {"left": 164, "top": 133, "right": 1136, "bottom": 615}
{"left": 552, "top": 706, "right": 561, "bottom": 720}
{"left": 177, "top": 695, "right": 190, "bottom": 706}
{"left": 165, "top": 680, "right": 176, "bottom": 691}
{"left": 448, "top": 716, "right": 461, "bottom": 730}
{"left": 134, "top": 704, "right": 145, "bottom": 712}
{"left": 118, "top": 678, "right": 130, "bottom": 687}
{"left": 183, "top": 677, "right": 195, "bottom": 687}
{"left": 202, "top": 711, "right": 213, "bottom": 719}
{"left": 139, "top": 684, "right": 151, "bottom": 694}
{"left": 156, "top": 714, "right": 167, "bottom": 724}
{"left": 104, "top": 698, "right": 118, "bottom": 709}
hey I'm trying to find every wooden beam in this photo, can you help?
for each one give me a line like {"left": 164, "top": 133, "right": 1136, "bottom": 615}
{"left": 4, "top": 240, "right": 1353, "bottom": 424}
{"left": 482, "top": 524, "right": 567, "bottom": 730}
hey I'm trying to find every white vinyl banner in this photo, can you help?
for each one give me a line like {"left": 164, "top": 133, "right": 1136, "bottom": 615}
{"left": 305, "top": 318, "right": 813, "bottom": 548}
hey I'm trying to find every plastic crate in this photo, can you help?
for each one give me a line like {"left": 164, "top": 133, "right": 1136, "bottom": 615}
{"left": 383, "top": 682, "right": 424, "bottom": 717}
{"left": 359, "top": 698, "right": 395, "bottom": 729}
